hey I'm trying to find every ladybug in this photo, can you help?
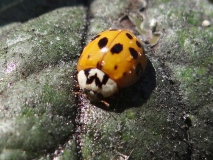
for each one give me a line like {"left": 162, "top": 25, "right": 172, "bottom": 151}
{"left": 77, "top": 29, "right": 147, "bottom": 100}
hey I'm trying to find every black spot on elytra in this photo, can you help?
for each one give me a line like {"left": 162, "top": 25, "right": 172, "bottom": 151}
{"left": 91, "top": 35, "right": 100, "bottom": 41}
{"left": 110, "top": 43, "right": 123, "bottom": 54}
{"left": 85, "top": 71, "right": 109, "bottom": 88}
{"left": 98, "top": 37, "right": 108, "bottom": 49}
{"left": 129, "top": 47, "right": 138, "bottom": 59}
{"left": 136, "top": 40, "right": 142, "bottom": 48}
{"left": 126, "top": 33, "right": 133, "bottom": 39}
{"left": 114, "top": 65, "right": 118, "bottom": 70}
{"left": 123, "top": 72, "right": 127, "bottom": 77}
{"left": 135, "top": 63, "right": 143, "bottom": 76}
{"left": 87, "top": 54, "right": 91, "bottom": 59}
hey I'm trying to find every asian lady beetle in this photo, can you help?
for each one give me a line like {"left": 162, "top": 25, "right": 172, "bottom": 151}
{"left": 77, "top": 29, "right": 147, "bottom": 100}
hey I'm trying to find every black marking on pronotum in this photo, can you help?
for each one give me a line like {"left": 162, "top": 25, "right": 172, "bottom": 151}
{"left": 114, "top": 65, "right": 118, "bottom": 70}
{"left": 136, "top": 40, "right": 142, "bottom": 48}
{"left": 129, "top": 47, "right": 138, "bottom": 59}
{"left": 85, "top": 71, "right": 109, "bottom": 88}
{"left": 135, "top": 63, "right": 143, "bottom": 76}
{"left": 91, "top": 35, "right": 100, "bottom": 41}
{"left": 126, "top": 33, "right": 133, "bottom": 39}
{"left": 102, "top": 74, "right": 109, "bottom": 85}
{"left": 87, "top": 54, "right": 91, "bottom": 59}
{"left": 110, "top": 43, "right": 123, "bottom": 54}
{"left": 84, "top": 68, "right": 91, "bottom": 77}
{"left": 98, "top": 37, "right": 108, "bottom": 49}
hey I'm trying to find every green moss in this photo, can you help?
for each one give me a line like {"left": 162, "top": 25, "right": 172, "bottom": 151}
{"left": 62, "top": 146, "right": 78, "bottom": 160}
{"left": 0, "top": 149, "right": 28, "bottom": 160}
{"left": 185, "top": 10, "right": 201, "bottom": 26}
{"left": 20, "top": 83, "right": 72, "bottom": 117}
{"left": 177, "top": 27, "right": 213, "bottom": 62}
{"left": 175, "top": 66, "right": 212, "bottom": 105}
{"left": 126, "top": 110, "right": 136, "bottom": 119}
{"left": 161, "top": 0, "right": 169, "bottom": 3}
{"left": 176, "top": 30, "right": 187, "bottom": 48}
{"left": 180, "top": 67, "right": 207, "bottom": 81}
{"left": 81, "top": 135, "right": 93, "bottom": 159}
{"left": 41, "top": 84, "right": 68, "bottom": 105}
{"left": 21, "top": 108, "right": 37, "bottom": 117}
